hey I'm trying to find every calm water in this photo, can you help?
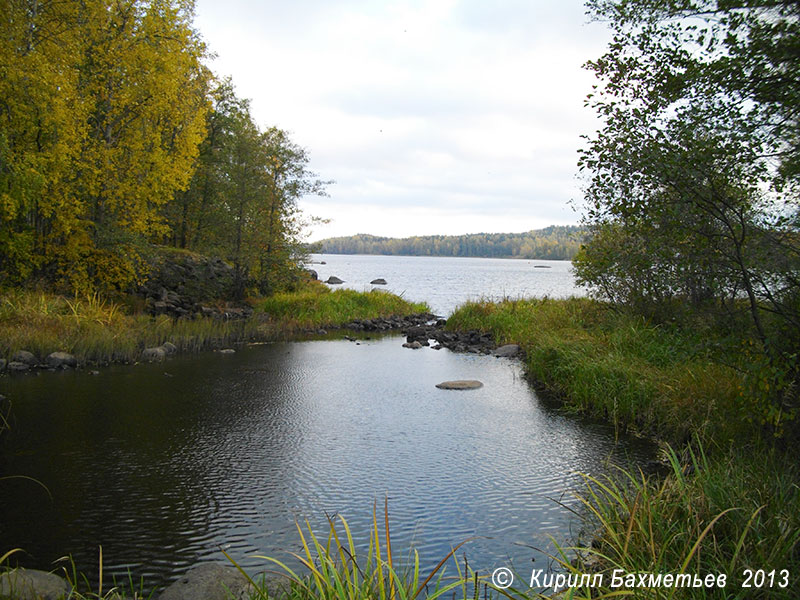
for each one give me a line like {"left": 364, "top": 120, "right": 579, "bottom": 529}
{"left": 310, "top": 254, "right": 584, "bottom": 315}
{"left": 0, "top": 256, "right": 646, "bottom": 593}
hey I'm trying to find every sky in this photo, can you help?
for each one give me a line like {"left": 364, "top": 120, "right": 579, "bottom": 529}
{"left": 193, "top": 0, "right": 611, "bottom": 241}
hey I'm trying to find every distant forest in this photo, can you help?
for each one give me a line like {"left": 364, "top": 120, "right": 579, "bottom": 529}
{"left": 315, "top": 225, "right": 585, "bottom": 259}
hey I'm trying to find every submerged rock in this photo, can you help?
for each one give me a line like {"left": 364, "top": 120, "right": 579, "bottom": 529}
{"left": 160, "top": 564, "right": 250, "bottom": 600}
{"left": 219, "top": 348, "right": 236, "bottom": 354}
{"left": 370, "top": 278, "right": 387, "bottom": 285}
{"left": 325, "top": 276, "right": 344, "bottom": 284}
{"left": 0, "top": 568, "right": 72, "bottom": 600}
{"left": 435, "top": 380, "right": 483, "bottom": 390}
{"left": 7, "top": 361, "right": 30, "bottom": 372}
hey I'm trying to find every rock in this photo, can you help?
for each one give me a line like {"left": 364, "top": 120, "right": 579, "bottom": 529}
{"left": 7, "top": 361, "right": 30, "bottom": 372}
{"left": 0, "top": 358, "right": 6, "bottom": 372}
{"left": 435, "top": 380, "right": 483, "bottom": 390}
{"left": 141, "top": 347, "right": 166, "bottom": 362}
{"left": 0, "top": 568, "right": 72, "bottom": 600}
{"left": 493, "top": 344, "right": 521, "bottom": 357}
{"left": 405, "top": 326, "right": 429, "bottom": 343}
{"left": 402, "top": 341, "right": 423, "bottom": 349}
{"left": 370, "top": 278, "right": 387, "bottom": 285}
{"left": 305, "top": 268, "right": 318, "bottom": 280}
{"left": 325, "top": 276, "right": 344, "bottom": 284}
{"left": 161, "top": 342, "right": 178, "bottom": 355}
{"left": 219, "top": 348, "right": 235, "bottom": 354}
{"left": 46, "top": 352, "right": 78, "bottom": 369}
{"left": 160, "top": 564, "right": 250, "bottom": 600}
{"left": 533, "top": 265, "right": 551, "bottom": 268}
{"left": 12, "top": 350, "right": 37, "bottom": 366}
{"left": 89, "top": 370, "right": 100, "bottom": 376}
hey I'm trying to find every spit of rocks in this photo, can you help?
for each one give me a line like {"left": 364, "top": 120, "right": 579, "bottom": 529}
{"left": 400, "top": 321, "right": 523, "bottom": 357}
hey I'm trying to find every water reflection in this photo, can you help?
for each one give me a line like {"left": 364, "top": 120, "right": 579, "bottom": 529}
{"left": 0, "top": 336, "right": 651, "bottom": 592}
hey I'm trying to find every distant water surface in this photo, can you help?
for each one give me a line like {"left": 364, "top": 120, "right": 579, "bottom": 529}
{"left": 309, "top": 254, "right": 584, "bottom": 315}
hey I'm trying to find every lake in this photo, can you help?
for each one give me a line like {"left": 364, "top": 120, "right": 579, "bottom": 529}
{"left": 309, "top": 254, "right": 584, "bottom": 315}
{"left": 0, "top": 255, "right": 646, "bottom": 594}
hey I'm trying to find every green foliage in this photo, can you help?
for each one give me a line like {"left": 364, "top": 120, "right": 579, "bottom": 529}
{"left": 447, "top": 298, "right": 749, "bottom": 445}
{"left": 577, "top": 0, "right": 800, "bottom": 439}
{"left": 0, "top": 3, "right": 325, "bottom": 298}
{"left": 317, "top": 226, "right": 584, "bottom": 260}
{"left": 559, "top": 444, "right": 799, "bottom": 600}
{"left": 258, "top": 282, "right": 429, "bottom": 330}
{"left": 0, "top": 0, "right": 210, "bottom": 294}
{"left": 164, "top": 80, "right": 330, "bottom": 299}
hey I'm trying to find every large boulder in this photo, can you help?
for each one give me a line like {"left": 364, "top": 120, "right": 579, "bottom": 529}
{"left": 0, "top": 568, "right": 72, "bottom": 600}
{"left": 11, "top": 350, "right": 38, "bottom": 366}
{"left": 46, "top": 352, "right": 78, "bottom": 369}
{"left": 159, "top": 564, "right": 250, "bottom": 600}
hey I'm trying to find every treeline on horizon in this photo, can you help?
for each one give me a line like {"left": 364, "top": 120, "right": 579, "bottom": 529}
{"left": 316, "top": 225, "right": 585, "bottom": 259}
{"left": 0, "top": 0, "right": 327, "bottom": 299}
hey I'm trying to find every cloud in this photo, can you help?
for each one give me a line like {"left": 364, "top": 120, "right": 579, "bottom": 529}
{"left": 194, "top": 0, "right": 610, "bottom": 240}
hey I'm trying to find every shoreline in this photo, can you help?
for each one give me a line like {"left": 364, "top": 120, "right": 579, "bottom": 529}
{"left": 2, "top": 292, "right": 797, "bottom": 599}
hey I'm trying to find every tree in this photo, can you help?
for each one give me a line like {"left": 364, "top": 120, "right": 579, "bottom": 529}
{"left": 166, "top": 83, "right": 330, "bottom": 299}
{"left": 0, "top": 0, "right": 210, "bottom": 293}
{"left": 576, "top": 0, "right": 800, "bottom": 433}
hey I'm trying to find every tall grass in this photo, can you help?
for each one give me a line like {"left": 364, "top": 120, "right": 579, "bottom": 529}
{"left": 0, "top": 290, "right": 260, "bottom": 364}
{"left": 258, "top": 285, "right": 429, "bottom": 331}
{"left": 447, "top": 298, "right": 748, "bottom": 445}
{"left": 228, "top": 502, "right": 526, "bottom": 600}
{"left": 448, "top": 297, "right": 799, "bottom": 599}
{"left": 552, "top": 444, "right": 799, "bottom": 599}
{"left": 0, "top": 285, "right": 428, "bottom": 366}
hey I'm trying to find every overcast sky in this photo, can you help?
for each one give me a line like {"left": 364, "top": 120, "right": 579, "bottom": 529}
{"left": 193, "top": 0, "right": 611, "bottom": 241}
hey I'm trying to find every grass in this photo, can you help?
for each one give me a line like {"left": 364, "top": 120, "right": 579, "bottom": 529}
{"left": 554, "top": 444, "right": 800, "bottom": 599}
{"left": 257, "top": 284, "right": 429, "bottom": 331}
{"left": 0, "top": 283, "right": 428, "bottom": 366}
{"left": 447, "top": 297, "right": 800, "bottom": 599}
{"left": 228, "top": 501, "right": 525, "bottom": 600}
{"left": 446, "top": 297, "right": 749, "bottom": 445}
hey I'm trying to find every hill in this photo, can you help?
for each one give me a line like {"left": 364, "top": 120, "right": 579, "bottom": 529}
{"left": 314, "top": 225, "right": 585, "bottom": 260}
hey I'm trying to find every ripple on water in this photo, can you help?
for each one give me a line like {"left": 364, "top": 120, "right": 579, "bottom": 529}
{"left": 0, "top": 336, "right": 653, "bottom": 592}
